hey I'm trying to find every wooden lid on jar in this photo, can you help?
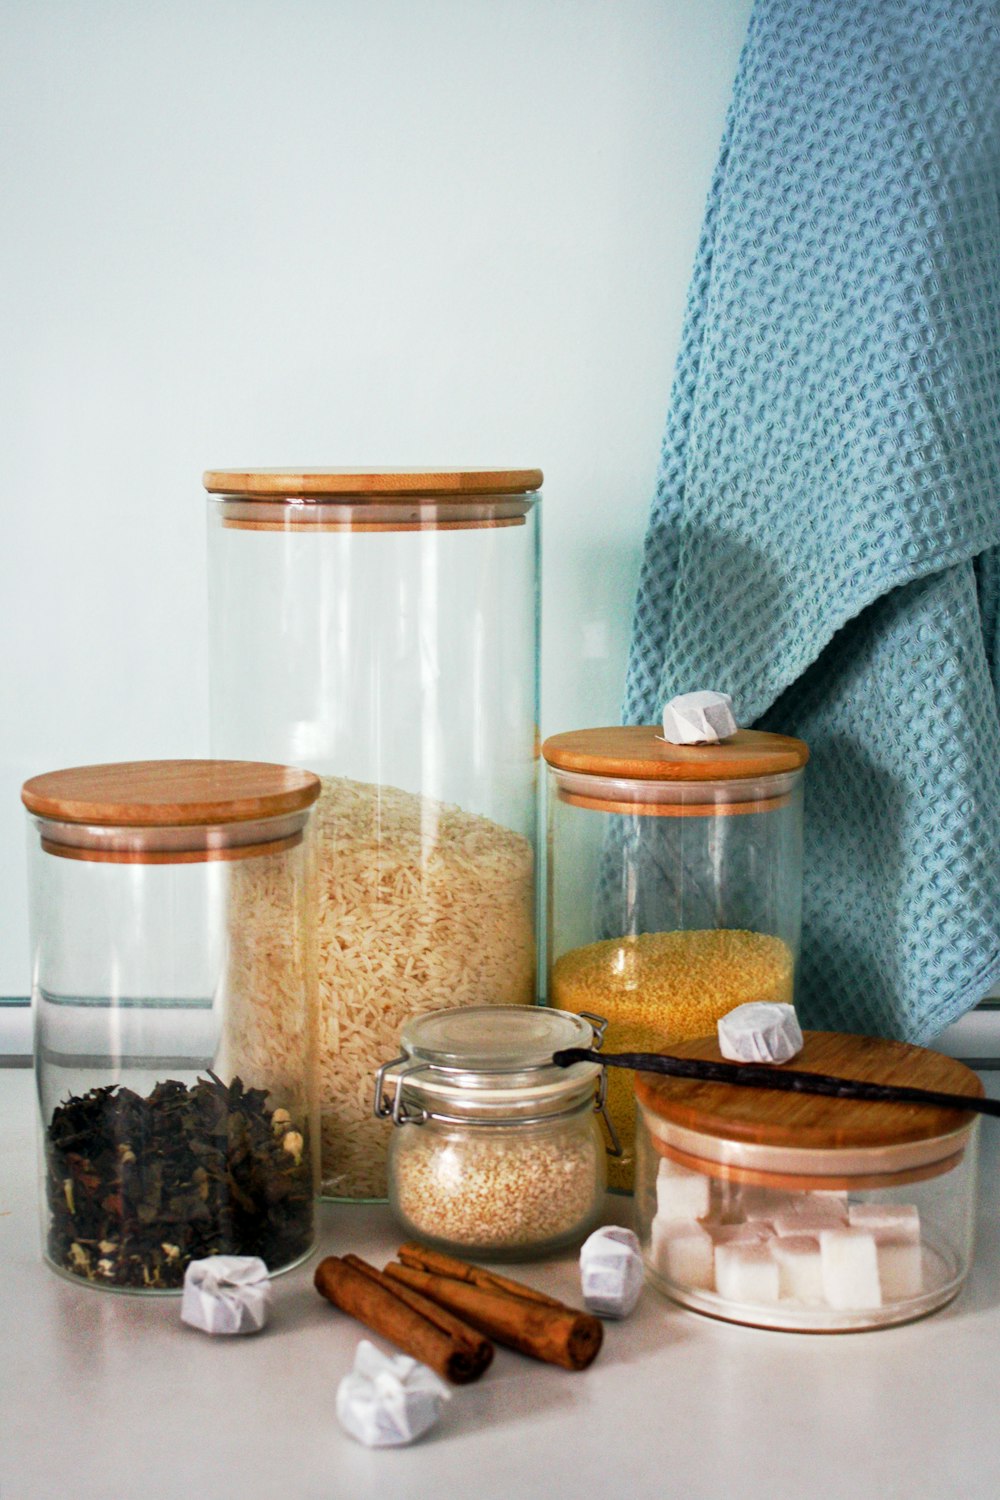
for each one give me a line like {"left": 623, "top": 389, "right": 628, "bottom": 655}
{"left": 22, "top": 761, "right": 321, "bottom": 864}
{"left": 542, "top": 726, "right": 808, "bottom": 782}
{"left": 204, "top": 469, "right": 543, "bottom": 533}
{"left": 635, "top": 1031, "right": 984, "bottom": 1189}
{"left": 203, "top": 468, "right": 543, "bottom": 497}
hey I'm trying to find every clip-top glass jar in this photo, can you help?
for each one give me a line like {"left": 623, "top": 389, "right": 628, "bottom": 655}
{"left": 22, "top": 760, "right": 320, "bottom": 1292}
{"left": 634, "top": 1031, "right": 982, "bottom": 1332}
{"left": 206, "top": 468, "right": 541, "bottom": 1202}
{"left": 543, "top": 725, "right": 808, "bottom": 1190}
{"left": 375, "top": 1006, "right": 612, "bottom": 1260}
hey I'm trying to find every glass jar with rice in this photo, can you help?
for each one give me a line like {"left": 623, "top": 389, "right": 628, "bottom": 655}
{"left": 542, "top": 725, "right": 808, "bottom": 1190}
{"left": 205, "top": 469, "right": 541, "bottom": 1199}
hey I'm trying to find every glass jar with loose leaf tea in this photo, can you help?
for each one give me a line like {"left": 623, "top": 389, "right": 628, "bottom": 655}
{"left": 22, "top": 760, "right": 320, "bottom": 1292}
{"left": 543, "top": 726, "right": 808, "bottom": 1192}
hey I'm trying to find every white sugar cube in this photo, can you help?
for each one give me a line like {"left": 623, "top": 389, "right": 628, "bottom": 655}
{"left": 579, "top": 1227, "right": 644, "bottom": 1318}
{"left": 707, "top": 1222, "right": 771, "bottom": 1246}
{"left": 656, "top": 1157, "right": 712, "bottom": 1221}
{"left": 773, "top": 1207, "right": 848, "bottom": 1238}
{"left": 714, "top": 1242, "right": 780, "bottom": 1304}
{"left": 661, "top": 690, "right": 737, "bottom": 745}
{"left": 771, "top": 1236, "right": 823, "bottom": 1301}
{"left": 820, "top": 1230, "right": 882, "bottom": 1310}
{"left": 740, "top": 1186, "right": 789, "bottom": 1221}
{"left": 336, "top": 1341, "right": 450, "bottom": 1448}
{"left": 848, "top": 1204, "right": 921, "bottom": 1242}
{"left": 876, "top": 1238, "right": 923, "bottom": 1300}
{"left": 650, "top": 1218, "right": 715, "bottom": 1289}
{"left": 717, "top": 1002, "right": 804, "bottom": 1064}
{"left": 181, "top": 1255, "right": 271, "bottom": 1336}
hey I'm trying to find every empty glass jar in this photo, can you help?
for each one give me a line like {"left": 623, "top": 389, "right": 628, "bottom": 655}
{"left": 206, "top": 468, "right": 542, "bottom": 1201}
{"left": 543, "top": 725, "right": 808, "bottom": 1189}
{"left": 634, "top": 1030, "right": 981, "bottom": 1332}
{"left": 376, "top": 1006, "right": 611, "bottom": 1259}
{"left": 23, "top": 760, "right": 320, "bottom": 1292}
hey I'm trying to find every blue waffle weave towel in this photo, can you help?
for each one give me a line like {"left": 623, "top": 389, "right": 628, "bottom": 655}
{"left": 624, "top": 0, "right": 1000, "bottom": 1042}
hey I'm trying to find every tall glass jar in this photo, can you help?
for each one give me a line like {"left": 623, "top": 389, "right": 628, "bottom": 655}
{"left": 205, "top": 468, "right": 542, "bottom": 1200}
{"left": 543, "top": 725, "right": 808, "bottom": 1190}
{"left": 22, "top": 760, "right": 320, "bottom": 1292}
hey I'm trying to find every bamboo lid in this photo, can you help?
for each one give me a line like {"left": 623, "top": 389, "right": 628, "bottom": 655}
{"left": 634, "top": 1031, "right": 984, "bottom": 1151}
{"left": 203, "top": 467, "right": 543, "bottom": 498}
{"left": 541, "top": 726, "right": 808, "bottom": 783}
{"left": 22, "top": 760, "right": 321, "bottom": 827}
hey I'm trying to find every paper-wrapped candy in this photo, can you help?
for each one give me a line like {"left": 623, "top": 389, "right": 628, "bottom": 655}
{"left": 717, "top": 1002, "right": 804, "bottom": 1064}
{"left": 661, "top": 690, "right": 738, "bottom": 745}
{"left": 336, "top": 1340, "right": 451, "bottom": 1448}
{"left": 579, "top": 1226, "right": 644, "bottom": 1318}
{"left": 180, "top": 1254, "right": 272, "bottom": 1335}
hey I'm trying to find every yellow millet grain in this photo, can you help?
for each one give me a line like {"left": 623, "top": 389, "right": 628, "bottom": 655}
{"left": 392, "top": 1126, "right": 602, "bottom": 1255}
{"left": 550, "top": 929, "right": 794, "bottom": 1192}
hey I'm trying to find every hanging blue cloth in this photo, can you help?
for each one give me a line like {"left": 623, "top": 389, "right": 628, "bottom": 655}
{"left": 624, "top": 0, "right": 1000, "bottom": 1042}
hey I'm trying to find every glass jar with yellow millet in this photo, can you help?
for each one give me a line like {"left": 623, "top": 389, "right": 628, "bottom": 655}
{"left": 542, "top": 725, "right": 808, "bottom": 1191}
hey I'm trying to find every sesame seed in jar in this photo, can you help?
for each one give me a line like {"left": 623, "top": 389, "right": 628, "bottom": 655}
{"left": 391, "top": 1122, "right": 604, "bottom": 1258}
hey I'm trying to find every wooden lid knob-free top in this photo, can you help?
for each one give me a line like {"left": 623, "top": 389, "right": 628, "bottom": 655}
{"left": 22, "top": 760, "right": 321, "bottom": 826}
{"left": 22, "top": 761, "right": 321, "bottom": 864}
{"left": 542, "top": 726, "right": 809, "bottom": 783}
{"left": 635, "top": 1031, "right": 984, "bottom": 1152}
{"left": 203, "top": 468, "right": 544, "bottom": 498}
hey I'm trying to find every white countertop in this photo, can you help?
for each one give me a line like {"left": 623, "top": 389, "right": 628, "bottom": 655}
{"left": 3, "top": 1065, "right": 1000, "bottom": 1500}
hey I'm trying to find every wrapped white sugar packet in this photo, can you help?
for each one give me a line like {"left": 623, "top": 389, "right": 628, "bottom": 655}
{"left": 661, "top": 690, "right": 738, "bottom": 745}
{"left": 579, "top": 1226, "right": 644, "bottom": 1318}
{"left": 717, "top": 1002, "right": 804, "bottom": 1064}
{"left": 181, "top": 1254, "right": 272, "bottom": 1335}
{"left": 336, "top": 1340, "right": 451, "bottom": 1449}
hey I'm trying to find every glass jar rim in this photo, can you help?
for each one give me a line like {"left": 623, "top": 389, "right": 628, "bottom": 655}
{"left": 375, "top": 1006, "right": 605, "bottom": 1122}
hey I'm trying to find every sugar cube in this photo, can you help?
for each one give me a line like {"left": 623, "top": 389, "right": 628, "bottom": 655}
{"left": 650, "top": 1218, "right": 715, "bottom": 1289}
{"left": 579, "top": 1227, "right": 644, "bottom": 1318}
{"left": 876, "top": 1238, "right": 923, "bottom": 1300}
{"left": 771, "top": 1235, "right": 823, "bottom": 1301}
{"left": 656, "top": 1157, "right": 712, "bottom": 1222}
{"left": 848, "top": 1204, "right": 921, "bottom": 1242}
{"left": 706, "top": 1222, "right": 771, "bottom": 1246}
{"left": 717, "top": 1002, "right": 804, "bottom": 1064}
{"left": 714, "top": 1242, "right": 780, "bottom": 1304}
{"left": 740, "top": 1186, "right": 789, "bottom": 1221}
{"left": 773, "top": 1207, "right": 848, "bottom": 1238}
{"left": 820, "top": 1229, "right": 882, "bottom": 1310}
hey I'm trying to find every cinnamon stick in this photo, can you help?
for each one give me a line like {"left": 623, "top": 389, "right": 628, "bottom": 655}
{"left": 385, "top": 1254, "right": 603, "bottom": 1372}
{"left": 396, "top": 1242, "right": 566, "bottom": 1308}
{"left": 313, "top": 1254, "right": 493, "bottom": 1384}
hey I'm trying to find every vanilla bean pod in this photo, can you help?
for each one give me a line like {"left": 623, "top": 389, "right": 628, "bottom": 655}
{"left": 552, "top": 1048, "right": 1000, "bottom": 1118}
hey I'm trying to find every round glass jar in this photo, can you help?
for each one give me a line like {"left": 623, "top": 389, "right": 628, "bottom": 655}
{"left": 633, "top": 1031, "right": 982, "bottom": 1332}
{"left": 22, "top": 760, "right": 320, "bottom": 1293}
{"left": 542, "top": 724, "right": 808, "bottom": 1191}
{"left": 205, "top": 468, "right": 542, "bottom": 1202}
{"left": 375, "top": 1006, "right": 611, "bottom": 1260}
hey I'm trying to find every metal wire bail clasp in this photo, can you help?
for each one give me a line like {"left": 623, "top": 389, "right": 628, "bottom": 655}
{"left": 372, "top": 1056, "right": 429, "bottom": 1126}
{"left": 578, "top": 1011, "right": 609, "bottom": 1049}
{"left": 575, "top": 1013, "right": 620, "bottom": 1156}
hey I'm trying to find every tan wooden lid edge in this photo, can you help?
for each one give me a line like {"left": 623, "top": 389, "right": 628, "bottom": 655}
{"left": 203, "top": 467, "right": 544, "bottom": 497}
{"left": 542, "top": 726, "right": 809, "bottom": 781}
{"left": 634, "top": 1031, "right": 984, "bottom": 1150}
{"left": 22, "top": 760, "right": 321, "bottom": 826}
